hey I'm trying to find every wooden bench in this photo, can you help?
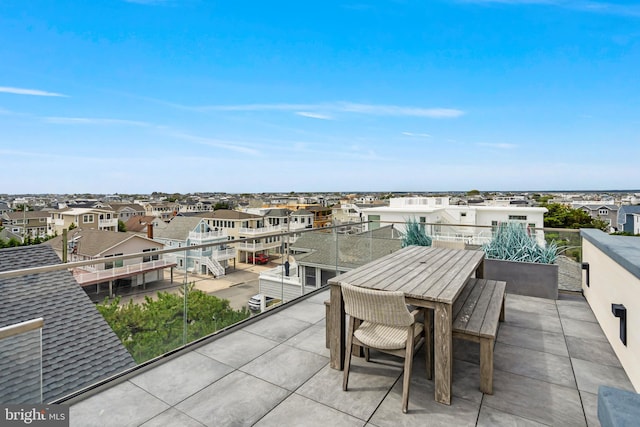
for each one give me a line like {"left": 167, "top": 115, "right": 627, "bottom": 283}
{"left": 452, "top": 278, "right": 506, "bottom": 394}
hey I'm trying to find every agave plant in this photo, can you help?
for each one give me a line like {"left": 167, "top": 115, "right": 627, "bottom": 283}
{"left": 401, "top": 217, "right": 432, "bottom": 247}
{"left": 482, "top": 222, "right": 559, "bottom": 264}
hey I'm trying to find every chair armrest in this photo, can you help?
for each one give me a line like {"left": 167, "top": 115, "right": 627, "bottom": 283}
{"left": 410, "top": 309, "right": 423, "bottom": 323}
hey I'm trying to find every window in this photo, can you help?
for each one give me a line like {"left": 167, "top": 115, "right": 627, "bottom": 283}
{"left": 599, "top": 209, "right": 609, "bottom": 215}
{"left": 39, "top": 218, "right": 46, "bottom": 222}
{"left": 508, "top": 215, "right": 527, "bottom": 221}
{"left": 460, "top": 212, "right": 467, "bottom": 217}
{"left": 143, "top": 248, "right": 159, "bottom": 262}
{"left": 82, "top": 214, "right": 94, "bottom": 223}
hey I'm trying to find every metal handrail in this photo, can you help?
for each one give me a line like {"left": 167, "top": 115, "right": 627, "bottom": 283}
{"left": 0, "top": 317, "right": 44, "bottom": 340}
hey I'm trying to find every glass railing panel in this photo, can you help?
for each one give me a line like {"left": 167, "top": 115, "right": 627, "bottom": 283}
{"left": 0, "top": 318, "right": 43, "bottom": 403}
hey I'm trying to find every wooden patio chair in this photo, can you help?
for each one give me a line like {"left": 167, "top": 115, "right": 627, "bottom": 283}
{"left": 341, "top": 282, "right": 427, "bottom": 413}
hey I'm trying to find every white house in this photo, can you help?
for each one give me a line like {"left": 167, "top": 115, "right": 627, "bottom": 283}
{"left": 361, "top": 196, "right": 547, "bottom": 245}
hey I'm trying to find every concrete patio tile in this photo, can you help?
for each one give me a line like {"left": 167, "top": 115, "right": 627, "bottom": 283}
{"left": 285, "top": 322, "right": 330, "bottom": 357}
{"left": 195, "top": 329, "right": 279, "bottom": 368}
{"left": 560, "top": 318, "right": 608, "bottom": 342}
{"left": 140, "top": 408, "right": 205, "bottom": 427}
{"left": 254, "top": 393, "right": 365, "bottom": 427}
{"left": 130, "top": 351, "right": 234, "bottom": 405}
{"left": 175, "top": 370, "right": 289, "bottom": 427}
{"left": 242, "top": 311, "right": 314, "bottom": 342}
{"left": 497, "top": 323, "right": 569, "bottom": 357}
{"left": 297, "top": 358, "right": 402, "bottom": 421}
{"left": 579, "top": 391, "right": 599, "bottom": 427}
{"left": 304, "top": 290, "right": 330, "bottom": 305}
{"left": 370, "top": 371, "right": 481, "bottom": 427}
{"left": 278, "top": 299, "right": 327, "bottom": 324}
{"left": 453, "top": 337, "right": 480, "bottom": 365}
{"left": 493, "top": 342, "right": 576, "bottom": 388}
{"left": 506, "top": 294, "right": 558, "bottom": 315}
{"left": 70, "top": 381, "right": 170, "bottom": 427}
{"left": 451, "top": 359, "right": 484, "bottom": 404}
{"left": 476, "top": 405, "right": 548, "bottom": 426}
{"left": 240, "top": 344, "right": 328, "bottom": 391}
{"left": 571, "top": 358, "right": 635, "bottom": 395}
{"left": 565, "top": 336, "right": 622, "bottom": 367}
{"left": 556, "top": 302, "right": 598, "bottom": 323}
{"left": 503, "top": 308, "right": 563, "bottom": 334}
{"left": 482, "top": 369, "right": 586, "bottom": 426}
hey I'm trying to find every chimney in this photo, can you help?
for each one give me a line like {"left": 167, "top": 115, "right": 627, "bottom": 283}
{"left": 147, "top": 222, "right": 154, "bottom": 239}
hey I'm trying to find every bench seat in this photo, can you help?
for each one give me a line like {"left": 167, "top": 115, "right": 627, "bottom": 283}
{"left": 452, "top": 278, "right": 506, "bottom": 394}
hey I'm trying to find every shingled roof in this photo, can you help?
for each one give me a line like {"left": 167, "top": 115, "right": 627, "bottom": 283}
{"left": 0, "top": 245, "right": 136, "bottom": 403}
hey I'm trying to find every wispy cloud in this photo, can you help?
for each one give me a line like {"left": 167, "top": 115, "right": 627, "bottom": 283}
{"left": 197, "top": 101, "right": 464, "bottom": 119}
{"left": 44, "top": 117, "right": 150, "bottom": 126}
{"left": 477, "top": 142, "right": 517, "bottom": 149}
{"left": 402, "top": 132, "right": 432, "bottom": 138}
{"left": 167, "top": 131, "right": 261, "bottom": 156}
{"left": 0, "top": 86, "right": 68, "bottom": 97}
{"left": 295, "top": 111, "right": 333, "bottom": 120}
{"left": 460, "top": 0, "right": 640, "bottom": 17}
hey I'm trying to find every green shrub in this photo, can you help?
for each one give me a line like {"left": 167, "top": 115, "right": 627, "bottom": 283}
{"left": 483, "top": 222, "right": 558, "bottom": 264}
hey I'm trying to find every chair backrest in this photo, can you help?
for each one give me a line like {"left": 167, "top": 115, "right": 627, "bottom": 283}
{"left": 341, "top": 282, "right": 414, "bottom": 327}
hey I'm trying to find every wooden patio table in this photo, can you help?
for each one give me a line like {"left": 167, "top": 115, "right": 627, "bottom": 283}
{"left": 327, "top": 245, "right": 485, "bottom": 405}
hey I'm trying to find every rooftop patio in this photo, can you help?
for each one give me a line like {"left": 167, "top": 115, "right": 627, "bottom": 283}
{"left": 68, "top": 287, "right": 633, "bottom": 426}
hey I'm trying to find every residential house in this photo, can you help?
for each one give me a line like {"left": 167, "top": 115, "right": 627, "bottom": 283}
{"left": 46, "top": 228, "right": 172, "bottom": 297}
{"left": 196, "top": 209, "right": 283, "bottom": 263}
{"left": 49, "top": 206, "right": 119, "bottom": 236}
{"left": 0, "top": 245, "right": 136, "bottom": 403}
{"left": 152, "top": 216, "right": 235, "bottom": 277}
{"left": 618, "top": 205, "right": 640, "bottom": 234}
{"left": 0, "top": 200, "right": 11, "bottom": 216}
{"left": 572, "top": 202, "right": 619, "bottom": 231}
{"left": 107, "top": 202, "right": 147, "bottom": 222}
{"left": 124, "top": 215, "right": 157, "bottom": 236}
{"left": 142, "top": 201, "right": 179, "bottom": 221}
{"left": 1, "top": 210, "right": 51, "bottom": 240}
{"left": 361, "top": 196, "right": 547, "bottom": 245}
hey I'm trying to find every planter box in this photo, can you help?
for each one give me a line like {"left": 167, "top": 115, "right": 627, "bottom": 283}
{"left": 483, "top": 258, "right": 559, "bottom": 300}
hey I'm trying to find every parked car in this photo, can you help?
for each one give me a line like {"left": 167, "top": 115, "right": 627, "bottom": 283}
{"left": 248, "top": 294, "right": 275, "bottom": 311}
{"left": 248, "top": 253, "right": 269, "bottom": 264}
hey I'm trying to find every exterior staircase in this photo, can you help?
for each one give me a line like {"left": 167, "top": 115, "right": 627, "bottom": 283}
{"left": 204, "top": 257, "right": 225, "bottom": 277}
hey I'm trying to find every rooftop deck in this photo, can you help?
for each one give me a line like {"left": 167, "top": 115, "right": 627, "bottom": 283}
{"left": 68, "top": 288, "right": 633, "bottom": 426}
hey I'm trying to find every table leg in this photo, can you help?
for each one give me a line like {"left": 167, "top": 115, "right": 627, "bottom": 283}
{"left": 329, "top": 283, "right": 345, "bottom": 370}
{"left": 434, "top": 303, "right": 452, "bottom": 405}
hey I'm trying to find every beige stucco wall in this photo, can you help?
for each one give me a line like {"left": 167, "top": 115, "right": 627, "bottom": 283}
{"left": 582, "top": 239, "right": 639, "bottom": 391}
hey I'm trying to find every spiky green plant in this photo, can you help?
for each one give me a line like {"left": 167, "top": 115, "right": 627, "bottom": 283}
{"left": 402, "top": 218, "right": 432, "bottom": 247}
{"left": 482, "top": 222, "right": 558, "bottom": 264}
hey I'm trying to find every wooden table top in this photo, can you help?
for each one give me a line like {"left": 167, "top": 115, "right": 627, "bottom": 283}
{"left": 328, "top": 245, "right": 485, "bottom": 304}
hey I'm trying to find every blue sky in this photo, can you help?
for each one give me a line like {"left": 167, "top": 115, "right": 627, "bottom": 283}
{"left": 1, "top": 0, "right": 639, "bottom": 194}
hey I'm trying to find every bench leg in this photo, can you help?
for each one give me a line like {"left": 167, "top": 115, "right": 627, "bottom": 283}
{"left": 479, "top": 337, "right": 494, "bottom": 394}
{"left": 499, "top": 296, "right": 505, "bottom": 322}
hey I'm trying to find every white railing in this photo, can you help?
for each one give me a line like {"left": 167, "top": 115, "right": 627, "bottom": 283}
{"left": 204, "top": 257, "right": 225, "bottom": 277}
{"left": 238, "top": 225, "right": 283, "bottom": 235}
{"left": 98, "top": 219, "right": 118, "bottom": 228}
{"left": 237, "top": 240, "right": 281, "bottom": 251}
{"left": 188, "top": 230, "right": 227, "bottom": 241}
{"left": 72, "top": 259, "right": 176, "bottom": 284}
{"left": 212, "top": 247, "right": 236, "bottom": 261}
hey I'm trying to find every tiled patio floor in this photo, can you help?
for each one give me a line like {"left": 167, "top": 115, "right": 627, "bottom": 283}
{"left": 69, "top": 290, "right": 634, "bottom": 426}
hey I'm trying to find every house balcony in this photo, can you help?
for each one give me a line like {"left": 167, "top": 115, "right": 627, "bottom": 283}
{"left": 211, "top": 247, "right": 236, "bottom": 261}
{"left": 188, "top": 230, "right": 227, "bottom": 242}
{"left": 98, "top": 218, "right": 118, "bottom": 229}
{"left": 236, "top": 239, "right": 282, "bottom": 252}
{"left": 71, "top": 259, "right": 177, "bottom": 286}
{"left": 1, "top": 222, "right": 638, "bottom": 426}
{"left": 238, "top": 225, "right": 284, "bottom": 236}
